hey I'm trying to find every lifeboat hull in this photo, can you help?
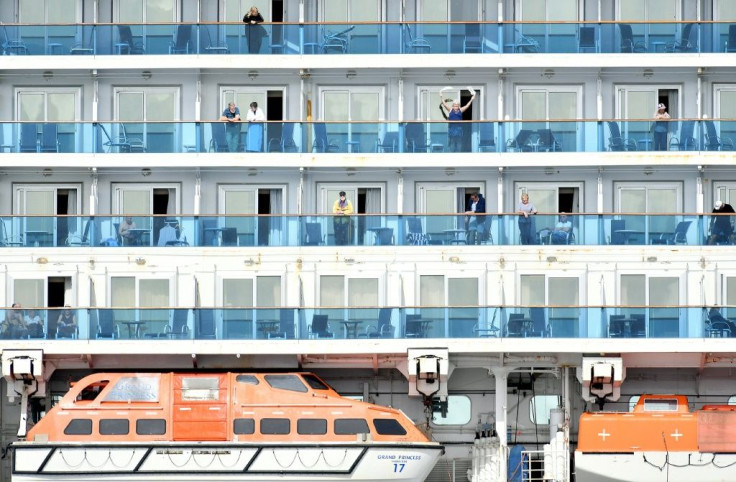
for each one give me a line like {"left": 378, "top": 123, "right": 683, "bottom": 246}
{"left": 576, "top": 451, "right": 736, "bottom": 482}
{"left": 12, "top": 442, "right": 443, "bottom": 482}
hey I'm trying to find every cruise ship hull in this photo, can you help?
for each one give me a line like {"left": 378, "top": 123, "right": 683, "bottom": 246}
{"left": 575, "top": 451, "right": 736, "bottom": 482}
{"left": 12, "top": 442, "right": 443, "bottom": 482}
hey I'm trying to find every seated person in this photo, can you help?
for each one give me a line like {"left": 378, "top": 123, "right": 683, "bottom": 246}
{"left": 57, "top": 306, "right": 78, "bottom": 338}
{"left": 708, "top": 307, "right": 736, "bottom": 335}
{"left": 1, "top": 303, "right": 28, "bottom": 339}
{"left": 539, "top": 213, "right": 572, "bottom": 244}
{"left": 24, "top": 308, "right": 44, "bottom": 338}
{"left": 708, "top": 201, "right": 735, "bottom": 245}
{"left": 118, "top": 216, "right": 138, "bottom": 246}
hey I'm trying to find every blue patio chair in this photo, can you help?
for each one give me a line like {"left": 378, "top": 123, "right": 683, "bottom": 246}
{"left": 376, "top": 132, "right": 399, "bottom": 152}
{"left": 666, "top": 23, "right": 695, "bottom": 53}
{"left": 267, "top": 123, "right": 298, "bottom": 152}
{"left": 704, "top": 120, "right": 734, "bottom": 151}
{"left": 40, "top": 123, "right": 59, "bottom": 153}
{"left": 668, "top": 120, "right": 697, "bottom": 151}
{"left": 312, "top": 123, "right": 339, "bottom": 152}
{"left": 169, "top": 24, "right": 192, "bottom": 54}
{"left": 117, "top": 25, "right": 145, "bottom": 54}
{"left": 210, "top": 123, "right": 230, "bottom": 152}
{"left": 619, "top": 24, "right": 646, "bottom": 53}
{"left": 1, "top": 25, "right": 28, "bottom": 55}
{"left": 309, "top": 314, "right": 333, "bottom": 338}
{"left": 578, "top": 26, "right": 597, "bottom": 53}
{"left": 404, "top": 25, "right": 431, "bottom": 53}
{"left": 405, "top": 123, "right": 431, "bottom": 152}
{"left": 203, "top": 25, "right": 229, "bottom": 54}
{"left": 19, "top": 123, "right": 38, "bottom": 153}
{"left": 607, "top": 121, "right": 636, "bottom": 151}
{"left": 478, "top": 123, "right": 496, "bottom": 152}
{"left": 70, "top": 25, "right": 96, "bottom": 55}
{"left": 651, "top": 221, "right": 691, "bottom": 245}
{"left": 726, "top": 24, "right": 736, "bottom": 52}
{"left": 96, "top": 309, "right": 118, "bottom": 339}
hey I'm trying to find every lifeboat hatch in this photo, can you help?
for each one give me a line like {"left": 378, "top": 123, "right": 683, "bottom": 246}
{"left": 173, "top": 374, "right": 228, "bottom": 441}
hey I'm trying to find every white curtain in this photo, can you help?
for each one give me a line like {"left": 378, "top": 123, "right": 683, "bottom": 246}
{"left": 269, "top": 188, "right": 283, "bottom": 244}
{"left": 364, "top": 188, "right": 381, "bottom": 239}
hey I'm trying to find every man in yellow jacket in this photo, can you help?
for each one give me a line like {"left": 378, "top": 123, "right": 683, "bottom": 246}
{"left": 332, "top": 191, "right": 354, "bottom": 245}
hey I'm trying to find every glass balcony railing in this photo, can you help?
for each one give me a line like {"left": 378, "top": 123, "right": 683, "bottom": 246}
{"left": 0, "top": 306, "right": 725, "bottom": 341}
{"left": 1, "top": 22, "right": 733, "bottom": 56}
{"left": 0, "top": 213, "right": 730, "bottom": 248}
{"left": 1, "top": 119, "right": 732, "bottom": 154}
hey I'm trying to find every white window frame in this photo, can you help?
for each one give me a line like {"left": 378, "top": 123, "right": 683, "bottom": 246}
{"left": 216, "top": 273, "right": 284, "bottom": 339}
{"left": 616, "top": 271, "right": 685, "bottom": 337}
{"left": 317, "top": 272, "right": 385, "bottom": 334}
{"left": 217, "top": 183, "right": 287, "bottom": 246}
{"left": 116, "top": 0, "right": 177, "bottom": 22}
{"left": 416, "top": 271, "right": 485, "bottom": 337}
{"left": 19, "top": 0, "right": 81, "bottom": 23}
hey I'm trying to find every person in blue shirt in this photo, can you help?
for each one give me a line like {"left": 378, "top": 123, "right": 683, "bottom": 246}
{"left": 465, "top": 192, "right": 486, "bottom": 245}
{"left": 220, "top": 102, "right": 241, "bottom": 152}
{"left": 440, "top": 87, "right": 476, "bottom": 152}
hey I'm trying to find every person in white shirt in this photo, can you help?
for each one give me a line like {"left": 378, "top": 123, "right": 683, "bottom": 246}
{"left": 245, "top": 101, "right": 266, "bottom": 152}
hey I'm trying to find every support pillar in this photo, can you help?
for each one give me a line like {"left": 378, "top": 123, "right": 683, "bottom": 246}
{"left": 491, "top": 366, "right": 511, "bottom": 481}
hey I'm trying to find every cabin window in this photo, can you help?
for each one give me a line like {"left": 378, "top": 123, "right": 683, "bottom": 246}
{"left": 234, "top": 418, "right": 255, "bottom": 434}
{"left": 264, "top": 374, "right": 307, "bottom": 393}
{"left": 64, "top": 419, "right": 92, "bottom": 435}
{"left": 334, "top": 418, "right": 370, "bottom": 435}
{"left": 100, "top": 419, "right": 130, "bottom": 435}
{"left": 76, "top": 380, "right": 109, "bottom": 401}
{"left": 433, "top": 395, "right": 471, "bottom": 425}
{"left": 236, "top": 375, "right": 259, "bottom": 385}
{"left": 261, "top": 418, "right": 290, "bottom": 435}
{"left": 181, "top": 377, "right": 219, "bottom": 401}
{"left": 104, "top": 376, "right": 159, "bottom": 402}
{"left": 136, "top": 419, "right": 166, "bottom": 435}
{"left": 530, "top": 395, "right": 560, "bottom": 425}
{"left": 302, "top": 374, "right": 330, "bottom": 390}
{"left": 297, "top": 419, "right": 327, "bottom": 435}
{"left": 373, "top": 419, "right": 407, "bottom": 436}
{"left": 643, "top": 398, "right": 679, "bottom": 412}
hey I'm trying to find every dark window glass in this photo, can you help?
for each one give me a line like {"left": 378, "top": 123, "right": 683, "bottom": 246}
{"left": 236, "top": 375, "right": 259, "bottom": 385}
{"left": 99, "top": 419, "right": 129, "bottom": 435}
{"left": 264, "top": 374, "right": 307, "bottom": 393}
{"left": 297, "top": 418, "right": 327, "bottom": 435}
{"left": 261, "top": 418, "right": 290, "bottom": 435}
{"left": 136, "top": 419, "right": 166, "bottom": 435}
{"left": 234, "top": 418, "right": 255, "bottom": 434}
{"left": 64, "top": 419, "right": 92, "bottom": 435}
{"left": 334, "top": 418, "right": 370, "bottom": 435}
{"left": 302, "top": 373, "right": 330, "bottom": 390}
{"left": 373, "top": 418, "right": 407, "bottom": 435}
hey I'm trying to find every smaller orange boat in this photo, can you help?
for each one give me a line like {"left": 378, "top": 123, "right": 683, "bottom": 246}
{"left": 576, "top": 394, "right": 736, "bottom": 482}
{"left": 12, "top": 372, "right": 443, "bottom": 482}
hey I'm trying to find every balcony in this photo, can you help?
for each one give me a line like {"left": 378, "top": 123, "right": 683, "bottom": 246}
{"left": 1, "top": 120, "right": 732, "bottom": 154}
{"left": 0, "top": 213, "right": 728, "bottom": 248}
{"left": 0, "top": 306, "right": 725, "bottom": 341}
{"left": 1, "top": 22, "right": 733, "bottom": 56}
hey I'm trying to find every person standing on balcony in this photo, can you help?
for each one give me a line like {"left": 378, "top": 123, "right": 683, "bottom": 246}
{"left": 440, "top": 87, "right": 476, "bottom": 152}
{"left": 243, "top": 6, "right": 265, "bottom": 54}
{"left": 653, "top": 103, "right": 671, "bottom": 151}
{"left": 708, "top": 200, "right": 735, "bottom": 245}
{"left": 332, "top": 191, "right": 354, "bottom": 245}
{"left": 517, "top": 193, "right": 537, "bottom": 245}
{"left": 465, "top": 192, "right": 486, "bottom": 245}
{"left": 220, "top": 102, "right": 241, "bottom": 152}
{"left": 245, "top": 101, "right": 266, "bottom": 152}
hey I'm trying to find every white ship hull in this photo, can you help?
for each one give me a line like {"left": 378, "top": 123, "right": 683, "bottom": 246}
{"left": 12, "top": 442, "right": 442, "bottom": 482}
{"left": 575, "top": 451, "right": 736, "bottom": 482}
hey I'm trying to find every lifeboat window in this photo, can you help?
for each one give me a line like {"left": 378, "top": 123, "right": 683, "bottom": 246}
{"left": 374, "top": 419, "right": 407, "bottom": 436}
{"left": 136, "top": 419, "right": 166, "bottom": 435}
{"left": 104, "top": 376, "right": 159, "bottom": 402}
{"left": 99, "top": 419, "right": 129, "bottom": 435}
{"left": 181, "top": 377, "right": 219, "bottom": 401}
{"left": 297, "top": 419, "right": 327, "bottom": 435}
{"left": 261, "top": 418, "right": 290, "bottom": 435}
{"left": 76, "top": 380, "right": 109, "bottom": 401}
{"left": 629, "top": 395, "right": 640, "bottom": 411}
{"left": 236, "top": 375, "right": 259, "bottom": 385}
{"left": 643, "top": 398, "right": 679, "bottom": 412}
{"left": 264, "top": 374, "right": 308, "bottom": 393}
{"left": 530, "top": 395, "right": 560, "bottom": 425}
{"left": 433, "top": 395, "right": 471, "bottom": 426}
{"left": 64, "top": 419, "right": 92, "bottom": 435}
{"left": 334, "top": 418, "right": 370, "bottom": 435}
{"left": 729, "top": 396, "right": 736, "bottom": 405}
{"left": 302, "top": 374, "right": 330, "bottom": 390}
{"left": 234, "top": 418, "right": 255, "bottom": 434}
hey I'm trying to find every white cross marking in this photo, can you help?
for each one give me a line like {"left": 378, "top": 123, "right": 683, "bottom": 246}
{"left": 598, "top": 429, "right": 610, "bottom": 441}
{"left": 670, "top": 429, "right": 683, "bottom": 441}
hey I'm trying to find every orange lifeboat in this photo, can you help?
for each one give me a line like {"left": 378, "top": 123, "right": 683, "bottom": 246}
{"left": 576, "top": 394, "right": 736, "bottom": 482}
{"left": 12, "top": 372, "right": 443, "bottom": 481}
